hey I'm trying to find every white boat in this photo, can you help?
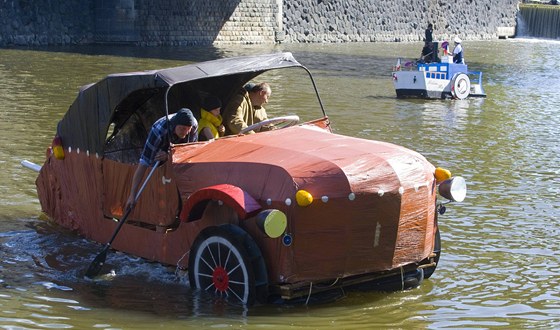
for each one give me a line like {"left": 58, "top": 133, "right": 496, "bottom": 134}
{"left": 392, "top": 53, "right": 486, "bottom": 100}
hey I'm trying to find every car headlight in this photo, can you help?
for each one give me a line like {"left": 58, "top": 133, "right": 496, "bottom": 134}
{"left": 256, "top": 209, "right": 287, "bottom": 238}
{"left": 438, "top": 176, "right": 467, "bottom": 202}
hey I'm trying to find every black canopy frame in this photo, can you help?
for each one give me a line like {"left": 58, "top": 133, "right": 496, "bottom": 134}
{"left": 56, "top": 52, "right": 326, "bottom": 161}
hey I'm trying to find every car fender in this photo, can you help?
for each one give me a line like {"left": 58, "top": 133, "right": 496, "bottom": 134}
{"left": 179, "top": 184, "right": 262, "bottom": 222}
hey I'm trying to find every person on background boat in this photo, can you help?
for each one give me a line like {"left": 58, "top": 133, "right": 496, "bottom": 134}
{"left": 197, "top": 95, "right": 225, "bottom": 141}
{"left": 452, "top": 36, "right": 465, "bottom": 64}
{"left": 420, "top": 41, "right": 438, "bottom": 63}
{"left": 223, "top": 82, "right": 273, "bottom": 135}
{"left": 125, "top": 108, "right": 198, "bottom": 210}
{"left": 425, "top": 23, "right": 433, "bottom": 43}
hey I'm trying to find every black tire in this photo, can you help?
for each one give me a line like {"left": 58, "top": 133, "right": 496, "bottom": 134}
{"left": 423, "top": 229, "right": 441, "bottom": 279}
{"left": 188, "top": 226, "right": 256, "bottom": 305}
{"left": 220, "top": 224, "right": 269, "bottom": 304}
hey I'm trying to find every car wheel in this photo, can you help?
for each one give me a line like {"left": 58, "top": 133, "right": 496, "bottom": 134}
{"left": 423, "top": 228, "right": 441, "bottom": 279}
{"left": 188, "top": 226, "right": 256, "bottom": 305}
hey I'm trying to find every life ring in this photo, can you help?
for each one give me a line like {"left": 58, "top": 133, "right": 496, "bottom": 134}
{"left": 451, "top": 73, "right": 471, "bottom": 100}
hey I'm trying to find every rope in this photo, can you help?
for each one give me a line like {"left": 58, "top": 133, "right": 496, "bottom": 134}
{"left": 175, "top": 251, "right": 190, "bottom": 276}
{"left": 400, "top": 266, "right": 404, "bottom": 291}
{"left": 305, "top": 282, "right": 313, "bottom": 305}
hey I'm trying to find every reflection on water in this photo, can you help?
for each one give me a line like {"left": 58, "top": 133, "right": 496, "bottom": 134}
{"left": 1, "top": 39, "right": 560, "bottom": 328}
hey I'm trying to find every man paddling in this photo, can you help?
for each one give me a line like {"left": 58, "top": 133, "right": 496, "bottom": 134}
{"left": 125, "top": 108, "right": 198, "bottom": 211}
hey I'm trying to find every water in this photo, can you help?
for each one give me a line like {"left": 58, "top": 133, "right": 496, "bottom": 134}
{"left": 1, "top": 39, "right": 560, "bottom": 329}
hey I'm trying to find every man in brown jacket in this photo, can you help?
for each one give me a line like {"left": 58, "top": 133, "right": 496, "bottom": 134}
{"left": 223, "top": 82, "right": 272, "bottom": 135}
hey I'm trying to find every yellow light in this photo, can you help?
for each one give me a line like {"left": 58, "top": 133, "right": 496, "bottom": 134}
{"left": 296, "top": 189, "right": 313, "bottom": 207}
{"left": 52, "top": 136, "right": 65, "bottom": 160}
{"left": 257, "top": 209, "right": 287, "bottom": 238}
{"left": 53, "top": 146, "right": 65, "bottom": 160}
{"left": 434, "top": 167, "right": 451, "bottom": 183}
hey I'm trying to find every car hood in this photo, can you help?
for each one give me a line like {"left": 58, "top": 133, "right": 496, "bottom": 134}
{"left": 171, "top": 124, "right": 435, "bottom": 201}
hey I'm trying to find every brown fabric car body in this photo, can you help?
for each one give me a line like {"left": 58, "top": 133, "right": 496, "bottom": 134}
{"left": 35, "top": 53, "right": 450, "bottom": 305}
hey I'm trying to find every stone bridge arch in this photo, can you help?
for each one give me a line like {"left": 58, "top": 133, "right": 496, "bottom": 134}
{"left": 94, "top": 0, "right": 284, "bottom": 45}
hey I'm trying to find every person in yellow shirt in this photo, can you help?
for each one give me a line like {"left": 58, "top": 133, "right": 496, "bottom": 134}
{"left": 197, "top": 96, "right": 225, "bottom": 141}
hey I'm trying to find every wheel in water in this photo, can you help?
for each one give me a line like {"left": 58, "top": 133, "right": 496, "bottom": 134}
{"left": 451, "top": 73, "right": 471, "bottom": 100}
{"left": 188, "top": 227, "right": 256, "bottom": 305}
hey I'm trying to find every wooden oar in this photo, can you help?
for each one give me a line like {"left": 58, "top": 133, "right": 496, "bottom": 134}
{"left": 85, "top": 161, "right": 160, "bottom": 278}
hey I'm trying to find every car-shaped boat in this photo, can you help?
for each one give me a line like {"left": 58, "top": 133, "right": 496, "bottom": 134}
{"left": 30, "top": 52, "right": 466, "bottom": 305}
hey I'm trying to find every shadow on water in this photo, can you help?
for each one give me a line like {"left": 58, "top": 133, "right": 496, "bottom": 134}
{"left": 0, "top": 219, "right": 394, "bottom": 320}
{"left": 4, "top": 44, "right": 270, "bottom": 64}
{"left": 5, "top": 44, "right": 412, "bottom": 80}
{"left": 1, "top": 44, "right": 348, "bottom": 66}
{"left": 1, "top": 220, "right": 231, "bottom": 317}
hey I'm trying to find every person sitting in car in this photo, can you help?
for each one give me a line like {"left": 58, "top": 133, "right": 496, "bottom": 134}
{"left": 197, "top": 95, "right": 225, "bottom": 141}
{"left": 222, "top": 82, "right": 273, "bottom": 135}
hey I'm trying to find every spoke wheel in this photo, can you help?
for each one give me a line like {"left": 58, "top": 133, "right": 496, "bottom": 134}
{"left": 188, "top": 227, "right": 256, "bottom": 305}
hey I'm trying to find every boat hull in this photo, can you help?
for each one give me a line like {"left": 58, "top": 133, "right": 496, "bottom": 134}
{"left": 392, "top": 61, "right": 486, "bottom": 99}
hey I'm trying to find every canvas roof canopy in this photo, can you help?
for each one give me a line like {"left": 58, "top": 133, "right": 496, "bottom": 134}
{"left": 56, "top": 52, "right": 304, "bottom": 155}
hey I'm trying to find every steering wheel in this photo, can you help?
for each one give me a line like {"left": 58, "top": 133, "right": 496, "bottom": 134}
{"left": 240, "top": 115, "right": 300, "bottom": 134}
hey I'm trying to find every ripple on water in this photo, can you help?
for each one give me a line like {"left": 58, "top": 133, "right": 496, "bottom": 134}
{"left": 2, "top": 41, "right": 560, "bottom": 328}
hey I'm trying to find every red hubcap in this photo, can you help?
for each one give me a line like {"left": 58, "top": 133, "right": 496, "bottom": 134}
{"left": 212, "top": 266, "right": 229, "bottom": 292}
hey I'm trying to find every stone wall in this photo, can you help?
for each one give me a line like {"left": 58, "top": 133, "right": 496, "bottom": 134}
{"left": 215, "top": 0, "right": 281, "bottom": 44}
{"left": 283, "top": 0, "right": 519, "bottom": 42}
{"left": 0, "top": 0, "right": 93, "bottom": 46}
{"left": 0, "top": 0, "right": 518, "bottom": 47}
{"left": 134, "top": 0, "right": 279, "bottom": 46}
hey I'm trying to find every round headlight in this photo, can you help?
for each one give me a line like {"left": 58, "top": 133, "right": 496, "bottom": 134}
{"left": 438, "top": 176, "right": 467, "bottom": 202}
{"left": 256, "top": 209, "right": 287, "bottom": 238}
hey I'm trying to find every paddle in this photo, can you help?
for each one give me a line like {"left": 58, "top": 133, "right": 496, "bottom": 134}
{"left": 85, "top": 161, "right": 161, "bottom": 278}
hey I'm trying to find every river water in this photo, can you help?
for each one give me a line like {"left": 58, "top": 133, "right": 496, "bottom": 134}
{"left": 1, "top": 38, "right": 559, "bottom": 329}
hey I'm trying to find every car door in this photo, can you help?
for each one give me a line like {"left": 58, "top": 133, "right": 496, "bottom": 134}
{"left": 101, "top": 158, "right": 180, "bottom": 228}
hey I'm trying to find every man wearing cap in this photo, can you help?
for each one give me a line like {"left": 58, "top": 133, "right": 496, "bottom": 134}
{"left": 223, "top": 82, "right": 272, "bottom": 135}
{"left": 452, "top": 36, "right": 465, "bottom": 64}
{"left": 125, "top": 108, "right": 198, "bottom": 210}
